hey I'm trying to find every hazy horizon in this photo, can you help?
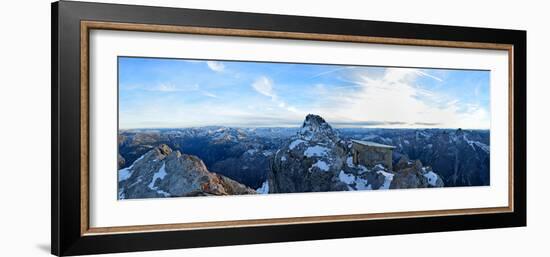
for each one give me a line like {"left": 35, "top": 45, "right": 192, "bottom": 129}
{"left": 118, "top": 123, "right": 490, "bottom": 131}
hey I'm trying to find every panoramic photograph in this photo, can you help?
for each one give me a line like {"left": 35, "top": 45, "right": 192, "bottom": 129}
{"left": 117, "top": 57, "right": 491, "bottom": 200}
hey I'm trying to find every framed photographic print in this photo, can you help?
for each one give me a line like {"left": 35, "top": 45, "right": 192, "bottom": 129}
{"left": 51, "top": 1, "right": 526, "bottom": 256}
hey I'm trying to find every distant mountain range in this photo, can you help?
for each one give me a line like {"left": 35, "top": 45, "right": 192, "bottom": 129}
{"left": 118, "top": 114, "right": 489, "bottom": 199}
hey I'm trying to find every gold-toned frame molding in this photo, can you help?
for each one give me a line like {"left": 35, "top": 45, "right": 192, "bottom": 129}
{"left": 80, "top": 20, "right": 514, "bottom": 236}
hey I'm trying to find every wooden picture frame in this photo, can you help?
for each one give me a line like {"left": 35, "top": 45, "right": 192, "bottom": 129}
{"left": 52, "top": 1, "right": 526, "bottom": 256}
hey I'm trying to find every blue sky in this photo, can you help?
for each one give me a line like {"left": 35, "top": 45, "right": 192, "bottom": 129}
{"left": 118, "top": 57, "right": 490, "bottom": 129}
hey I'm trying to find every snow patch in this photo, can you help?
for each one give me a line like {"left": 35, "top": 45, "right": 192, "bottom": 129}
{"left": 377, "top": 170, "right": 394, "bottom": 189}
{"left": 281, "top": 156, "right": 287, "bottom": 161}
{"left": 118, "top": 154, "right": 145, "bottom": 182}
{"left": 338, "top": 170, "right": 356, "bottom": 184}
{"left": 304, "top": 145, "right": 329, "bottom": 157}
{"left": 310, "top": 160, "right": 330, "bottom": 172}
{"left": 346, "top": 156, "right": 354, "bottom": 167}
{"left": 474, "top": 141, "right": 490, "bottom": 153}
{"left": 256, "top": 180, "right": 270, "bottom": 194}
{"left": 289, "top": 139, "right": 305, "bottom": 150}
{"left": 246, "top": 149, "right": 258, "bottom": 155}
{"left": 118, "top": 168, "right": 133, "bottom": 183}
{"left": 148, "top": 163, "right": 168, "bottom": 190}
{"left": 463, "top": 135, "right": 489, "bottom": 153}
{"left": 156, "top": 190, "right": 171, "bottom": 197}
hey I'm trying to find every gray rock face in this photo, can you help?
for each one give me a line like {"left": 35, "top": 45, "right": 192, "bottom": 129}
{"left": 118, "top": 144, "right": 256, "bottom": 199}
{"left": 266, "top": 114, "right": 444, "bottom": 194}
{"left": 269, "top": 114, "right": 346, "bottom": 193}
{"left": 390, "top": 156, "right": 444, "bottom": 189}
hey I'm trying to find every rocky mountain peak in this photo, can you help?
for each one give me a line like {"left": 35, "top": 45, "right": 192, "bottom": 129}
{"left": 303, "top": 114, "right": 327, "bottom": 128}
{"left": 302, "top": 114, "right": 331, "bottom": 131}
{"left": 299, "top": 114, "right": 337, "bottom": 141}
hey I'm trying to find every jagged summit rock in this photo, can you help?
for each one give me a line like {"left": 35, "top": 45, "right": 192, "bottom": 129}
{"left": 118, "top": 144, "right": 256, "bottom": 199}
{"left": 299, "top": 114, "right": 338, "bottom": 142}
{"left": 301, "top": 114, "right": 331, "bottom": 133}
{"left": 268, "top": 114, "right": 346, "bottom": 193}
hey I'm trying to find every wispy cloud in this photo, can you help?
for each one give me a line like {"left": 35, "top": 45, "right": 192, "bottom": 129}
{"left": 252, "top": 76, "right": 277, "bottom": 100}
{"left": 201, "top": 91, "right": 218, "bottom": 98}
{"left": 251, "top": 76, "right": 299, "bottom": 113}
{"left": 415, "top": 70, "right": 443, "bottom": 82}
{"left": 206, "top": 61, "right": 225, "bottom": 72}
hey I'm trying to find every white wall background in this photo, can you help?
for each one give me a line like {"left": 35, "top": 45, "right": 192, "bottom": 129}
{"left": 0, "top": 0, "right": 547, "bottom": 256}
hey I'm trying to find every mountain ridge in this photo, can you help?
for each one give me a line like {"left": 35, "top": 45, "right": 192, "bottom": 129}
{"left": 118, "top": 144, "right": 256, "bottom": 199}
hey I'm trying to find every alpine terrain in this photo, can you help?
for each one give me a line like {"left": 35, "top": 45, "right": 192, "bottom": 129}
{"left": 118, "top": 114, "right": 489, "bottom": 199}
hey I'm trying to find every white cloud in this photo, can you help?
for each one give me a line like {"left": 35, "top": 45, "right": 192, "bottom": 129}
{"left": 252, "top": 76, "right": 277, "bottom": 100}
{"left": 311, "top": 68, "right": 489, "bottom": 129}
{"left": 286, "top": 106, "right": 298, "bottom": 113}
{"left": 382, "top": 68, "right": 443, "bottom": 83}
{"left": 206, "top": 61, "right": 225, "bottom": 72}
{"left": 251, "top": 76, "right": 299, "bottom": 114}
